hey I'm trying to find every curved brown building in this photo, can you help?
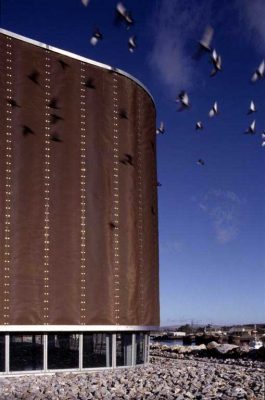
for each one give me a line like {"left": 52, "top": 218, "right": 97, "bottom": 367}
{"left": 0, "top": 29, "right": 159, "bottom": 373}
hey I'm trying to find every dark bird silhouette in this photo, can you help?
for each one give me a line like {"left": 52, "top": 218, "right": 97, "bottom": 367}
{"left": 48, "top": 98, "right": 60, "bottom": 109}
{"left": 193, "top": 25, "right": 214, "bottom": 60}
{"left": 156, "top": 121, "right": 165, "bottom": 135}
{"left": 84, "top": 78, "right": 96, "bottom": 89}
{"left": 27, "top": 69, "right": 40, "bottom": 85}
{"left": 245, "top": 120, "right": 256, "bottom": 135}
{"left": 109, "top": 222, "right": 116, "bottom": 229}
{"left": 22, "top": 125, "right": 34, "bottom": 136}
{"left": 210, "top": 49, "right": 222, "bottom": 77}
{"left": 157, "top": 182, "right": 162, "bottom": 187}
{"left": 196, "top": 121, "right": 203, "bottom": 130}
{"left": 58, "top": 59, "right": 70, "bottom": 70}
{"left": 90, "top": 29, "right": 103, "bottom": 46}
{"left": 251, "top": 60, "right": 265, "bottom": 83}
{"left": 247, "top": 100, "right": 256, "bottom": 114}
{"left": 115, "top": 2, "right": 134, "bottom": 29}
{"left": 128, "top": 36, "right": 136, "bottom": 53}
{"left": 150, "top": 141, "right": 155, "bottom": 152}
{"left": 120, "top": 153, "right": 133, "bottom": 166}
{"left": 50, "top": 132, "right": 63, "bottom": 142}
{"left": 119, "top": 109, "right": 128, "bottom": 119}
{"left": 197, "top": 159, "right": 205, "bottom": 166}
{"left": 50, "top": 114, "right": 64, "bottom": 125}
{"left": 7, "top": 98, "right": 21, "bottom": 108}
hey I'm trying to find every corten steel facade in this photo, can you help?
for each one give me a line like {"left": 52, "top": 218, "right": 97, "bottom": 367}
{"left": 0, "top": 30, "right": 159, "bottom": 373}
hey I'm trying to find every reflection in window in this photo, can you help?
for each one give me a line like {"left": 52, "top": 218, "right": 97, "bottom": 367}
{"left": 10, "top": 334, "right": 43, "bottom": 371}
{"left": 83, "top": 333, "right": 112, "bottom": 368}
{"left": 136, "top": 333, "right": 145, "bottom": 364}
{"left": 0, "top": 335, "right": 5, "bottom": 372}
{"left": 48, "top": 334, "right": 79, "bottom": 370}
{"left": 116, "top": 333, "right": 132, "bottom": 366}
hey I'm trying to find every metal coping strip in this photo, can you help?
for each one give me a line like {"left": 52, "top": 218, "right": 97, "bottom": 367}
{"left": 0, "top": 325, "right": 159, "bottom": 332}
{"left": 0, "top": 28, "right": 155, "bottom": 106}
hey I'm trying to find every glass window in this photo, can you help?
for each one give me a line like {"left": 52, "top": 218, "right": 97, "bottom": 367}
{"left": 0, "top": 335, "right": 5, "bottom": 372}
{"left": 48, "top": 334, "right": 79, "bottom": 370}
{"left": 116, "top": 333, "right": 132, "bottom": 366}
{"left": 83, "top": 333, "right": 112, "bottom": 368}
{"left": 10, "top": 334, "right": 43, "bottom": 371}
{"left": 136, "top": 333, "right": 145, "bottom": 364}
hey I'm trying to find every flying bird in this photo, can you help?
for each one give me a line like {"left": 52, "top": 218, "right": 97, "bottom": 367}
{"left": 245, "top": 120, "right": 256, "bottom": 134}
{"left": 157, "top": 182, "right": 162, "bottom": 187}
{"left": 118, "top": 109, "right": 128, "bottom": 119}
{"left": 193, "top": 25, "right": 214, "bottom": 59}
{"left": 58, "top": 59, "right": 70, "bottom": 70}
{"left": 210, "top": 49, "right": 222, "bottom": 77}
{"left": 81, "top": 0, "right": 90, "bottom": 6}
{"left": 84, "top": 78, "right": 95, "bottom": 89}
{"left": 156, "top": 121, "right": 165, "bottom": 135}
{"left": 115, "top": 2, "right": 134, "bottom": 28}
{"left": 48, "top": 98, "right": 60, "bottom": 109}
{"left": 7, "top": 98, "right": 21, "bottom": 108}
{"left": 195, "top": 121, "right": 203, "bottom": 130}
{"left": 197, "top": 159, "right": 205, "bottom": 166}
{"left": 27, "top": 69, "right": 40, "bottom": 85}
{"left": 22, "top": 125, "right": 34, "bottom": 136}
{"left": 50, "top": 132, "right": 63, "bottom": 142}
{"left": 261, "top": 133, "right": 265, "bottom": 147}
{"left": 176, "top": 91, "right": 190, "bottom": 111}
{"left": 120, "top": 153, "right": 133, "bottom": 166}
{"left": 209, "top": 101, "right": 218, "bottom": 117}
{"left": 251, "top": 60, "right": 265, "bottom": 83}
{"left": 247, "top": 100, "right": 256, "bottom": 114}
{"left": 90, "top": 29, "right": 103, "bottom": 46}
{"left": 128, "top": 36, "right": 136, "bottom": 53}
{"left": 50, "top": 114, "right": 64, "bottom": 125}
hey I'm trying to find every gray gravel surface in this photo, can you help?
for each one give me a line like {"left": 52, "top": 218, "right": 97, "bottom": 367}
{"left": 0, "top": 356, "right": 264, "bottom": 399}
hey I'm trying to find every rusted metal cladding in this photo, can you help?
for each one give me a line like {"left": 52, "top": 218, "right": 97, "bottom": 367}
{"left": 0, "top": 32, "right": 160, "bottom": 326}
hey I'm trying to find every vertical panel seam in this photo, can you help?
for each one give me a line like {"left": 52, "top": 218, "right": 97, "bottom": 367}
{"left": 80, "top": 62, "right": 87, "bottom": 325}
{"left": 3, "top": 36, "right": 13, "bottom": 325}
{"left": 137, "top": 90, "right": 144, "bottom": 325}
{"left": 112, "top": 73, "right": 120, "bottom": 325}
{"left": 43, "top": 50, "right": 51, "bottom": 325}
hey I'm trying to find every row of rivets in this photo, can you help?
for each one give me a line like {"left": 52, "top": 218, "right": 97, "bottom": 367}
{"left": 3, "top": 37, "right": 13, "bottom": 325}
{"left": 43, "top": 50, "right": 51, "bottom": 324}
{"left": 80, "top": 64, "right": 87, "bottom": 324}
{"left": 113, "top": 74, "right": 120, "bottom": 324}
{"left": 137, "top": 90, "right": 144, "bottom": 324}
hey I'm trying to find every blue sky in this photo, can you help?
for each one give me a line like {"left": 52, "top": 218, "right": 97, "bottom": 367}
{"left": 1, "top": 0, "right": 264, "bottom": 325}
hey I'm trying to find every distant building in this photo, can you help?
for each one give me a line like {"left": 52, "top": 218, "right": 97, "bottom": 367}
{"left": 0, "top": 29, "right": 159, "bottom": 374}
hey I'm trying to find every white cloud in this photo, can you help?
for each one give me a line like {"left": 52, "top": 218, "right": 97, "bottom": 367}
{"left": 196, "top": 189, "right": 245, "bottom": 244}
{"left": 148, "top": 0, "right": 212, "bottom": 91}
{"left": 240, "top": 0, "right": 265, "bottom": 53}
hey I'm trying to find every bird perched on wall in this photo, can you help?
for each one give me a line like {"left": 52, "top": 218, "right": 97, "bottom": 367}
{"left": 247, "top": 101, "right": 256, "bottom": 114}
{"left": 245, "top": 120, "right": 256, "bottom": 134}
{"left": 50, "top": 132, "right": 63, "bottom": 142}
{"left": 251, "top": 60, "right": 265, "bottom": 83}
{"left": 90, "top": 29, "right": 103, "bottom": 46}
{"left": 209, "top": 101, "right": 218, "bottom": 117}
{"left": 58, "top": 59, "right": 70, "bottom": 70}
{"left": 193, "top": 25, "right": 214, "bottom": 59}
{"left": 210, "top": 49, "right": 222, "bottom": 77}
{"left": 7, "top": 98, "right": 21, "bottom": 108}
{"left": 156, "top": 121, "right": 165, "bottom": 135}
{"left": 195, "top": 121, "right": 203, "bottom": 130}
{"left": 120, "top": 153, "right": 133, "bottom": 166}
{"left": 84, "top": 78, "right": 96, "bottom": 89}
{"left": 116, "top": 2, "right": 134, "bottom": 29}
{"left": 128, "top": 36, "right": 136, "bottom": 53}
{"left": 48, "top": 98, "right": 60, "bottom": 109}
{"left": 176, "top": 91, "right": 190, "bottom": 111}
{"left": 50, "top": 114, "right": 64, "bottom": 125}
{"left": 118, "top": 109, "right": 128, "bottom": 119}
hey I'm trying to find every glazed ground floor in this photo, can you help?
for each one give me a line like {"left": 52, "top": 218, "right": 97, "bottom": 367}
{"left": 0, "top": 331, "right": 151, "bottom": 375}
